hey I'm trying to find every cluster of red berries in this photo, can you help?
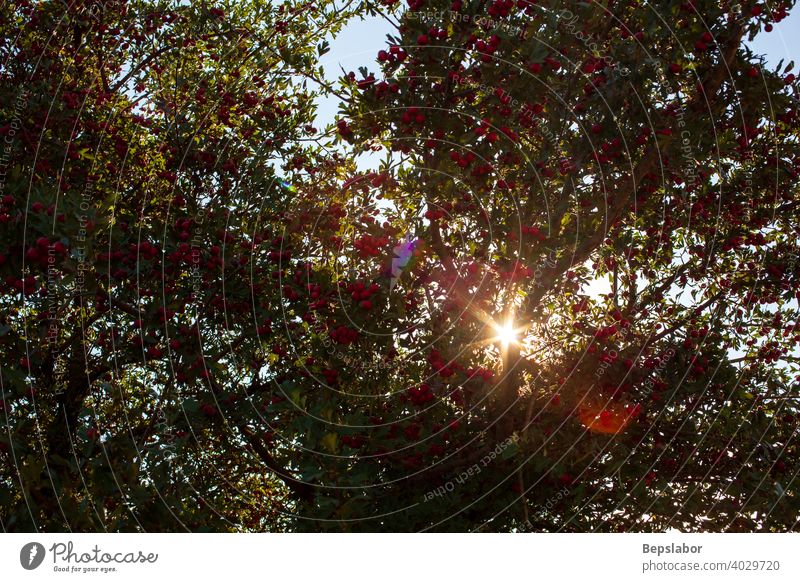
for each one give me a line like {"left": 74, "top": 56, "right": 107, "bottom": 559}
{"left": 330, "top": 325, "right": 359, "bottom": 345}
{"left": 403, "top": 422, "right": 422, "bottom": 441}
{"left": 521, "top": 225, "right": 546, "bottom": 241}
{"left": 497, "top": 260, "right": 533, "bottom": 282}
{"left": 356, "top": 74, "right": 376, "bottom": 90}
{"left": 466, "top": 367, "right": 494, "bottom": 383}
{"left": 0, "top": 193, "right": 19, "bottom": 223}
{"left": 571, "top": 298, "right": 590, "bottom": 314}
{"left": 200, "top": 403, "right": 218, "bottom": 417}
{"left": 281, "top": 283, "right": 301, "bottom": 301}
{"left": 354, "top": 234, "right": 389, "bottom": 258}
{"left": 399, "top": 105, "right": 425, "bottom": 126}
{"left": 321, "top": 368, "right": 339, "bottom": 385}
{"left": 428, "top": 349, "right": 456, "bottom": 377}
{"left": 416, "top": 27, "right": 447, "bottom": 46}
{"left": 466, "top": 34, "right": 501, "bottom": 62}
{"left": 407, "top": 383, "right": 435, "bottom": 405}
{"left": 345, "top": 279, "right": 381, "bottom": 310}
{"left": 558, "top": 157, "right": 576, "bottom": 175}
{"left": 377, "top": 45, "right": 408, "bottom": 64}
{"left": 372, "top": 79, "right": 402, "bottom": 100}
{"left": 593, "top": 136, "right": 625, "bottom": 165}
{"left": 594, "top": 324, "right": 619, "bottom": 341}
{"left": 449, "top": 149, "right": 477, "bottom": 169}
{"left": 340, "top": 434, "right": 366, "bottom": 448}
{"left": 96, "top": 240, "right": 161, "bottom": 280}
{"left": 24, "top": 236, "right": 68, "bottom": 265}
{"left": 267, "top": 249, "right": 291, "bottom": 263}
{"left": 336, "top": 119, "right": 352, "bottom": 138}
{"left": 423, "top": 207, "right": 447, "bottom": 221}
{"left": 488, "top": 0, "right": 514, "bottom": 18}
{"left": 695, "top": 31, "right": 715, "bottom": 52}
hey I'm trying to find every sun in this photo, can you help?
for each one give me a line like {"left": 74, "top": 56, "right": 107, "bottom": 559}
{"left": 494, "top": 320, "right": 519, "bottom": 347}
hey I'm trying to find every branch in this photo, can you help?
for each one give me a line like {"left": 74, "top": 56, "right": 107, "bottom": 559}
{"left": 239, "top": 425, "right": 315, "bottom": 503}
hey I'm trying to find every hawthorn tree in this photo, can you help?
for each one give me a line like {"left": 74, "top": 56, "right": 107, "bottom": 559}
{"left": 2, "top": 0, "right": 800, "bottom": 533}
{"left": 0, "top": 0, "right": 365, "bottom": 531}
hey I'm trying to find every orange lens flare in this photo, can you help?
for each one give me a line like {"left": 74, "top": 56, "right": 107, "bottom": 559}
{"left": 578, "top": 403, "right": 641, "bottom": 434}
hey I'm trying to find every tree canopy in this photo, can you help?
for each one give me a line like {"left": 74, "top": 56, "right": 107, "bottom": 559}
{"left": 1, "top": 0, "right": 799, "bottom": 532}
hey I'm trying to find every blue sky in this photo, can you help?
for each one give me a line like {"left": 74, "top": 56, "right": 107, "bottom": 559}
{"left": 748, "top": 7, "right": 800, "bottom": 67}
{"left": 315, "top": 16, "right": 395, "bottom": 130}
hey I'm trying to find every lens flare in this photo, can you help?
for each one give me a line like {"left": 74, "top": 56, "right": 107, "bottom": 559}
{"left": 390, "top": 236, "right": 419, "bottom": 290}
{"left": 494, "top": 320, "right": 519, "bottom": 347}
{"left": 279, "top": 180, "right": 297, "bottom": 193}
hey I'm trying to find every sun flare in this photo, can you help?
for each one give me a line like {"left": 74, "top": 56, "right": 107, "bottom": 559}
{"left": 494, "top": 321, "right": 519, "bottom": 347}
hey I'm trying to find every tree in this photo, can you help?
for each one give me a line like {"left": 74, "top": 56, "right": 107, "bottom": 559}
{"left": 1, "top": 0, "right": 799, "bottom": 532}
{"left": 0, "top": 0, "right": 362, "bottom": 531}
